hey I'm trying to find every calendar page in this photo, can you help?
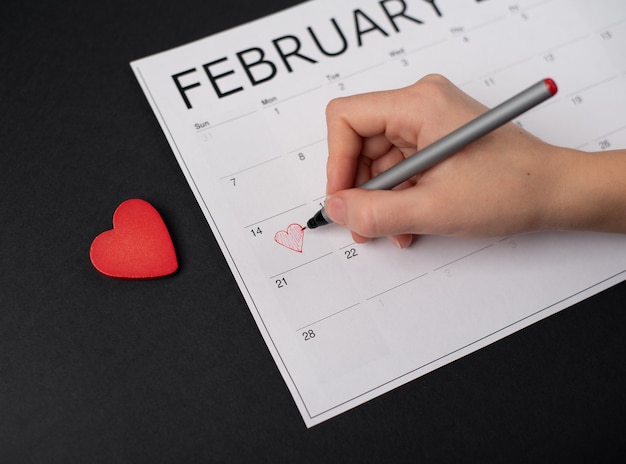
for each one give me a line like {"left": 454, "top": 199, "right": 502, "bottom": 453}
{"left": 132, "top": 0, "right": 626, "bottom": 427}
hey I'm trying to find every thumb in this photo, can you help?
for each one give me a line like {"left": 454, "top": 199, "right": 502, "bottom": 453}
{"left": 325, "top": 188, "right": 421, "bottom": 238}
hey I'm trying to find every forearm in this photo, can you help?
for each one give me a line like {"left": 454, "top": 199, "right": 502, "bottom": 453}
{"left": 545, "top": 147, "right": 626, "bottom": 233}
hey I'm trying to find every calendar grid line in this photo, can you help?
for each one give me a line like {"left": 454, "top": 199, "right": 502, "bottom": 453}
{"left": 244, "top": 203, "right": 308, "bottom": 228}
{"left": 269, "top": 252, "right": 333, "bottom": 279}
{"left": 296, "top": 302, "right": 362, "bottom": 332}
{"left": 432, "top": 244, "right": 494, "bottom": 272}
{"left": 566, "top": 74, "right": 620, "bottom": 98}
{"left": 366, "top": 273, "right": 429, "bottom": 300}
{"left": 594, "top": 124, "right": 626, "bottom": 142}
{"left": 195, "top": 110, "right": 257, "bottom": 131}
{"left": 220, "top": 155, "right": 282, "bottom": 179}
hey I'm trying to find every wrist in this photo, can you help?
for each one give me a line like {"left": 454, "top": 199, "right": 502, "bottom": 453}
{"left": 542, "top": 147, "right": 626, "bottom": 233}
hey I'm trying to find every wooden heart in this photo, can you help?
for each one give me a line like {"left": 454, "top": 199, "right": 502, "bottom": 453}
{"left": 274, "top": 223, "right": 305, "bottom": 253}
{"left": 90, "top": 199, "right": 178, "bottom": 279}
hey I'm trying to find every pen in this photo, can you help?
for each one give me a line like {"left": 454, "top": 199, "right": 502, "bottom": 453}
{"left": 306, "top": 78, "right": 558, "bottom": 229}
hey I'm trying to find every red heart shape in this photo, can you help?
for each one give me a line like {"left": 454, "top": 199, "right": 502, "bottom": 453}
{"left": 90, "top": 199, "right": 178, "bottom": 279}
{"left": 274, "top": 223, "right": 305, "bottom": 253}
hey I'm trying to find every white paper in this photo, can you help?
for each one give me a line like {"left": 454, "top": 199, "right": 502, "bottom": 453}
{"left": 132, "top": 0, "right": 626, "bottom": 426}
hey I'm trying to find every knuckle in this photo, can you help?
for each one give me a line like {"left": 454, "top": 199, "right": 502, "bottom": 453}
{"left": 325, "top": 96, "right": 346, "bottom": 119}
{"left": 420, "top": 73, "right": 448, "bottom": 86}
{"left": 416, "top": 73, "right": 451, "bottom": 98}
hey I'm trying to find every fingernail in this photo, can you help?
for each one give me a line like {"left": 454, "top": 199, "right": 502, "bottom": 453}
{"left": 325, "top": 195, "right": 345, "bottom": 225}
{"left": 392, "top": 235, "right": 412, "bottom": 249}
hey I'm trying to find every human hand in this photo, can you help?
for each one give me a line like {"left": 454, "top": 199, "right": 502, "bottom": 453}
{"left": 323, "top": 74, "right": 592, "bottom": 246}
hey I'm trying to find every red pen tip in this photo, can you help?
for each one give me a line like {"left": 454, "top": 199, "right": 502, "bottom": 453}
{"left": 544, "top": 78, "right": 558, "bottom": 96}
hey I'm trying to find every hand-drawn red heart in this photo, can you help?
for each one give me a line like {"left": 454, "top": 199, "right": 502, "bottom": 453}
{"left": 274, "top": 223, "right": 305, "bottom": 253}
{"left": 90, "top": 199, "right": 178, "bottom": 279}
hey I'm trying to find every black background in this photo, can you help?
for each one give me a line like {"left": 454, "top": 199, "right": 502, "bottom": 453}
{"left": 2, "top": 1, "right": 625, "bottom": 462}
